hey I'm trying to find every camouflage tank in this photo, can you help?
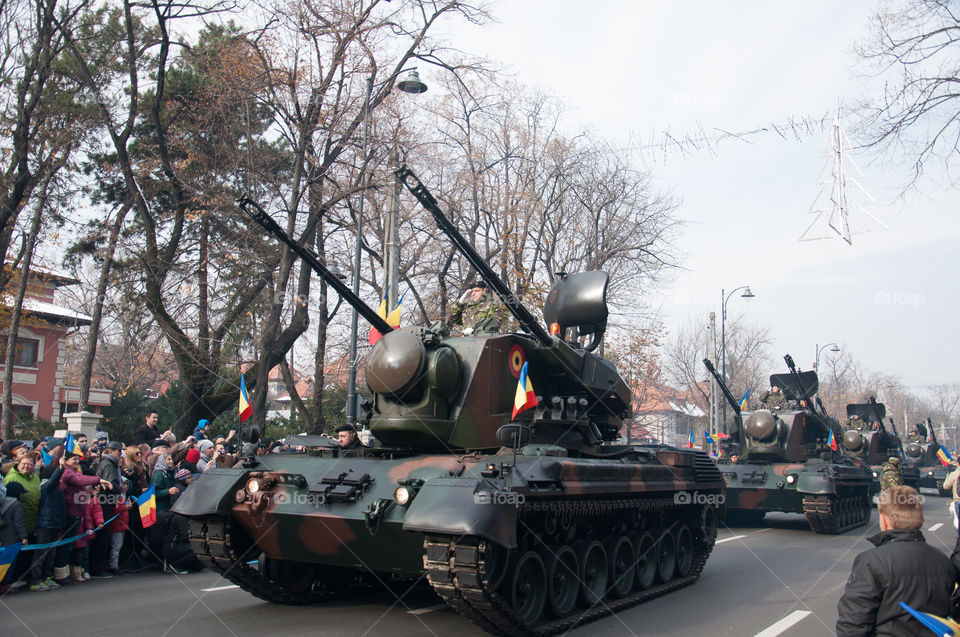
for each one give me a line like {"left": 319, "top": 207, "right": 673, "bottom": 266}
{"left": 705, "top": 356, "right": 873, "bottom": 533}
{"left": 910, "top": 418, "right": 951, "bottom": 496}
{"left": 173, "top": 167, "right": 724, "bottom": 635}
{"left": 842, "top": 401, "right": 920, "bottom": 492}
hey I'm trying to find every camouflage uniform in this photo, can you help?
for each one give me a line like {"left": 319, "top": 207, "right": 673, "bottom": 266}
{"left": 452, "top": 287, "right": 506, "bottom": 335}
{"left": 844, "top": 416, "right": 862, "bottom": 432}
{"left": 761, "top": 388, "right": 786, "bottom": 410}
{"left": 879, "top": 457, "right": 903, "bottom": 490}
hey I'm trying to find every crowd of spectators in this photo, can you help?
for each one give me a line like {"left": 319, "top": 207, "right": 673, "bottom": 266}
{"left": 0, "top": 411, "right": 236, "bottom": 594}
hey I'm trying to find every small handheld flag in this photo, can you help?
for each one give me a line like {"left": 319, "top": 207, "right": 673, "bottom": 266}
{"left": 938, "top": 446, "right": 954, "bottom": 467}
{"left": 369, "top": 286, "right": 390, "bottom": 346}
{"left": 739, "top": 388, "right": 751, "bottom": 410}
{"left": 64, "top": 432, "right": 83, "bottom": 456}
{"left": 0, "top": 543, "right": 21, "bottom": 581}
{"left": 512, "top": 361, "right": 538, "bottom": 419}
{"left": 704, "top": 431, "right": 716, "bottom": 445}
{"left": 898, "top": 601, "right": 960, "bottom": 636}
{"left": 137, "top": 485, "right": 157, "bottom": 528}
{"left": 40, "top": 446, "right": 53, "bottom": 466}
{"left": 828, "top": 429, "right": 838, "bottom": 451}
{"left": 239, "top": 374, "right": 253, "bottom": 423}
{"left": 688, "top": 429, "right": 695, "bottom": 448}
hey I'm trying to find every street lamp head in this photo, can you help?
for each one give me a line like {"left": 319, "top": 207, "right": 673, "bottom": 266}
{"left": 396, "top": 69, "right": 428, "bottom": 94}
{"left": 829, "top": 344, "right": 841, "bottom": 353}
{"left": 740, "top": 287, "right": 755, "bottom": 299}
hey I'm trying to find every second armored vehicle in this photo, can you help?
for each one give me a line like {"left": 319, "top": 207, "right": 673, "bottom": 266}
{"left": 842, "top": 401, "right": 919, "bottom": 492}
{"left": 706, "top": 356, "right": 874, "bottom": 534}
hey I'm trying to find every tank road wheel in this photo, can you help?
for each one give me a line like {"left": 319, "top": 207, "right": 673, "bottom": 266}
{"left": 633, "top": 532, "right": 657, "bottom": 590}
{"left": 481, "top": 540, "right": 509, "bottom": 593}
{"left": 674, "top": 524, "right": 694, "bottom": 578}
{"left": 545, "top": 545, "right": 579, "bottom": 618}
{"left": 508, "top": 551, "right": 547, "bottom": 625}
{"left": 607, "top": 535, "right": 636, "bottom": 598}
{"left": 656, "top": 529, "right": 677, "bottom": 583}
{"left": 577, "top": 540, "right": 608, "bottom": 607}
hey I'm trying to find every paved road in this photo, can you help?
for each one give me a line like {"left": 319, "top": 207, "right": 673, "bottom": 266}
{"left": 2, "top": 491, "right": 956, "bottom": 637}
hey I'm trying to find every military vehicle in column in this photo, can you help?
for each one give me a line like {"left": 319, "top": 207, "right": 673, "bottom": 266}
{"left": 704, "top": 356, "right": 873, "bottom": 533}
{"left": 841, "top": 400, "right": 919, "bottom": 492}
{"left": 911, "top": 418, "right": 951, "bottom": 496}
{"left": 173, "top": 166, "right": 724, "bottom": 635}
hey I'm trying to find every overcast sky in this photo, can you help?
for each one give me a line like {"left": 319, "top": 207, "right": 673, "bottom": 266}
{"left": 444, "top": 1, "right": 960, "bottom": 389}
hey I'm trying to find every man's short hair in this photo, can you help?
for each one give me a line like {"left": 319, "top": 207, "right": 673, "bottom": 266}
{"left": 878, "top": 485, "right": 924, "bottom": 530}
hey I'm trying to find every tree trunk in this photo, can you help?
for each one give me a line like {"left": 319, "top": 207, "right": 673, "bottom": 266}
{"left": 1, "top": 199, "right": 44, "bottom": 439}
{"left": 79, "top": 204, "right": 130, "bottom": 411}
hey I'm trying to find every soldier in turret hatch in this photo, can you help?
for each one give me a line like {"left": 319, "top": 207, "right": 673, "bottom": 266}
{"left": 337, "top": 424, "right": 362, "bottom": 449}
{"left": 880, "top": 457, "right": 903, "bottom": 490}
{"left": 844, "top": 414, "right": 863, "bottom": 432}
{"left": 451, "top": 281, "right": 505, "bottom": 335}
{"left": 907, "top": 423, "right": 927, "bottom": 444}
{"left": 761, "top": 385, "right": 786, "bottom": 410}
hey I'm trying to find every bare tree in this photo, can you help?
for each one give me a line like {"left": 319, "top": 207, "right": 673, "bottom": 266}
{"left": 856, "top": 0, "right": 960, "bottom": 182}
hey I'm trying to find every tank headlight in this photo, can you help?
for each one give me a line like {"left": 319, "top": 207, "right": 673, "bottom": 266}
{"left": 786, "top": 474, "right": 797, "bottom": 484}
{"left": 394, "top": 486, "right": 413, "bottom": 506}
{"left": 929, "top": 470, "right": 935, "bottom": 476}
{"left": 872, "top": 471, "right": 879, "bottom": 478}
{"left": 246, "top": 478, "right": 262, "bottom": 494}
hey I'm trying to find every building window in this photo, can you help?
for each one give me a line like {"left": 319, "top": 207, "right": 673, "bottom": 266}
{"left": 0, "top": 338, "right": 39, "bottom": 367}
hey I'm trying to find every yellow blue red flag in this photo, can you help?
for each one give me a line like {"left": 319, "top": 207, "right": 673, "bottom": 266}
{"left": 0, "top": 543, "right": 21, "bottom": 581}
{"left": 64, "top": 432, "right": 83, "bottom": 456}
{"left": 239, "top": 374, "right": 253, "bottom": 423}
{"left": 512, "top": 361, "right": 537, "bottom": 419}
{"left": 704, "top": 431, "right": 716, "bottom": 445}
{"left": 739, "top": 388, "right": 751, "bottom": 410}
{"left": 828, "top": 429, "right": 838, "bottom": 451}
{"left": 938, "top": 446, "right": 953, "bottom": 467}
{"left": 137, "top": 485, "right": 157, "bottom": 528}
{"left": 898, "top": 601, "right": 960, "bottom": 636}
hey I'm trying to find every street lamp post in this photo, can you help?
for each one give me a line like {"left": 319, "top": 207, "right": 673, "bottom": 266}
{"left": 345, "top": 68, "right": 427, "bottom": 427}
{"left": 814, "top": 342, "right": 841, "bottom": 372}
{"left": 721, "top": 285, "right": 755, "bottom": 432}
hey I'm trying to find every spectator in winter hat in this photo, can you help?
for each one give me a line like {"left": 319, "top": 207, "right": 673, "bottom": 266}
{"left": 191, "top": 419, "right": 209, "bottom": 441}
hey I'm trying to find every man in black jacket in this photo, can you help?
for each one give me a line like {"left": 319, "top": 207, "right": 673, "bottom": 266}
{"left": 89, "top": 441, "right": 123, "bottom": 578}
{"left": 837, "top": 485, "right": 958, "bottom": 636}
{"left": 132, "top": 411, "right": 162, "bottom": 445}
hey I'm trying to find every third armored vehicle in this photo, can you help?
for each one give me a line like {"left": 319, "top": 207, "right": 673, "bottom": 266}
{"left": 842, "top": 400, "right": 919, "bottom": 492}
{"left": 911, "top": 418, "right": 952, "bottom": 496}
{"left": 705, "top": 356, "right": 873, "bottom": 533}
{"left": 173, "top": 167, "right": 724, "bottom": 635}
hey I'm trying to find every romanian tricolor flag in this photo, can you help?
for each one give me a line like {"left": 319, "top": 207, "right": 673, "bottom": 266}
{"left": 239, "top": 374, "right": 253, "bottom": 423}
{"left": 0, "top": 542, "right": 21, "bottom": 581}
{"left": 828, "top": 429, "right": 838, "bottom": 451}
{"left": 369, "top": 288, "right": 404, "bottom": 346}
{"left": 704, "top": 431, "right": 716, "bottom": 445}
{"left": 64, "top": 432, "right": 83, "bottom": 456}
{"left": 688, "top": 429, "right": 695, "bottom": 448}
{"left": 739, "top": 388, "right": 751, "bottom": 410}
{"left": 938, "top": 446, "right": 954, "bottom": 467}
{"left": 137, "top": 484, "right": 157, "bottom": 528}
{"left": 898, "top": 601, "right": 960, "bottom": 636}
{"left": 511, "top": 361, "right": 537, "bottom": 420}
{"left": 40, "top": 446, "right": 53, "bottom": 466}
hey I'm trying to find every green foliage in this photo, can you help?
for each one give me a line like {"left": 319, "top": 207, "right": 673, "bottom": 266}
{"left": 100, "top": 388, "right": 149, "bottom": 442}
{"left": 12, "top": 418, "right": 54, "bottom": 443}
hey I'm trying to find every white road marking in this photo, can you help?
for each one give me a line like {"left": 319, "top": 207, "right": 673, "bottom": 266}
{"left": 753, "top": 610, "right": 812, "bottom": 637}
{"left": 929, "top": 522, "right": 944, "bottom": 532}
{"left": 202, "top": 585, "right": 240, "bottom": 592}
{"left": 408, "top": 604, "right": 447, "bottom": 615}
{"left": 715, "top": 534, "right": 746, "bottom": 544}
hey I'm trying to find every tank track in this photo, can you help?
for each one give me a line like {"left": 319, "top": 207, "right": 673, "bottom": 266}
{"left": 802, "top": 489, "right": 871, "bottom": 534}
{"left": 188, "top": 515, "right": 339, "bottom": 605}
{"left": 423, "top": 496, "right": 714, "bottom": 636}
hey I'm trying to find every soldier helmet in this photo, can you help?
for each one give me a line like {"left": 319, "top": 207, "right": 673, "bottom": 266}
{"left": 887, "top": 456, "right": 900, "bottom": 465}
